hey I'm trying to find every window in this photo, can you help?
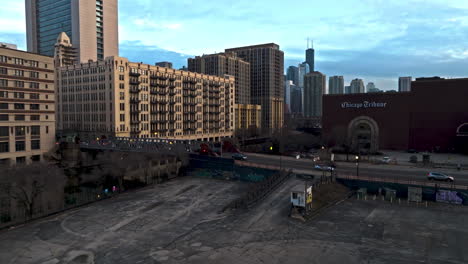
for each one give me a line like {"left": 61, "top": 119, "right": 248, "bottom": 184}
{"left": 14, "top": 92, "right": 24, "bottom": 99}
{"left": 15, "top": 126, "right": 25, "bottom": 136}
{"left": 14, "top": 70, "right": 24, "bottom": 77}
{"left": 30, "top": 82, "right": 39, "bottom": 89}
{"left": 29, "top": 61, "right": 38, "bottom": 67}
{"left": 0, "top": 127, "right": 8, "bottom": 137}
{"left": 0, "top": 79, "right": 7, "bottom": 86}
{"left": 46, "top": 126, "right": 49, "bottom": 134}
{"left": 0, "top": 91, "right": 7, "bottom": 98}
{"left": 31, "top": 155, "right": 40, "bottom": 161}
{"left": 0, "top": 115, "right": 8, "bottom": 121}
{"left": 30, "top": 93, "right": 39, "bottom": 99}
{"left": 0, "top": 103, "right": 8, "bottom": 110}
{"left": 30, "top": 115, "right": 39, "bottom": 121}
{"left": 119, "top": 75, "right": 124, "bottom": 81}
{"left": 15, "top": 115, "right": 25, "bottom": 121}
{"left": 31, "top": 126, "right": 40, "bottom": 135}
{"left": 0, "top": 68, "right": 7, "bottom": 74}
{"left": 120, "top": 103, "right": 125, "bottom": 111}
{"left": 14, "top": 103, "right": 25, "bottom": 110}
{"left": 15, "top": 141, "right": 25, "bottom": 152}
{"left": 30, "top": 104, "right": 39, "bottom": 110}
{"left": 16, "top": 156, "right": 26, "bottom": 163}
{"left": 14, "top": 81, "right": 24, "bottom": 88}
{"left": 14, "top": 58, "right": 24, "bottom": 65}
{"left": 0, "top": 56, "right": 7, "bottom": 63}
{"left": 0, "top": 142, "right": 8, "bottom": 153}
{"left": 30, "top": 72, "right": 39, "bottom": 78}
{"left": 31, "top": 140, "right": 40, "bottom": 150}
{"left": 120, "top": 114, "right": 125, "bottom": 122}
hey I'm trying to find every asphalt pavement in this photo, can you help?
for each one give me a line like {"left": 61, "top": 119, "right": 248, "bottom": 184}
{"left": 240, "top": 152, "right": 468, "bottom": 185}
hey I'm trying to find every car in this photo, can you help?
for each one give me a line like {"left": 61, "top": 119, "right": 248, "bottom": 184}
{"left": 379, "top": 156, "right": 395, "bottom": 164}
{"left": 428, "top": 172, "right": 454, "bottom": 182}
{"left": 314, "top": 164, "right": 334, "bottom": 172}
{"left": 232, "top": 153, "right": 247, "bottom": 161}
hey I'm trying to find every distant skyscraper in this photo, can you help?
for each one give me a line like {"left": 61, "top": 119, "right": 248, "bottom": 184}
{"left": 284, "top": 80, "right": 296, "bottom": 112}
{"left": 290, "top": 86, "right": 302, "bottom": 115}
{"left": 286, "top": 66, "right": 299, "bottom": 85}
{"left": 399, "top": 77, "right": 412, "bottom": 92}
{"left": 366, "top": 82, "right": 381, "bottom": 93}
{"left": 226, "top": 43, "right": 284, "bottom": 131}
{"left": 297, "top": 62, "right": 309, "bottom": 88}
{"left": 329, "top": 76, "right": 344, "bottom": 94}
{"left": 305, "top": 40, "right": 315, "bottom": 72}
{"left": 188, "top": 52, "right": 250, "bottom": 104}
{"left": 26, "top": 0, "right": 119, "bottom": 61}
{"left": 304, "top": 72, "right": 326, "bottom": 117}
{"left": 345, "top": 86, "right": 352, "bottom": 94}
{"left": 350, "top": 79, "right": 366, "bottom": 94}
{"left": 155, "top": 61, "right": 173, "bottom": 69}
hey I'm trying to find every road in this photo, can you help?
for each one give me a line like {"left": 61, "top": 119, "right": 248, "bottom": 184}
{"left": 239, "top": 152, "right": 468, "bottom": 186}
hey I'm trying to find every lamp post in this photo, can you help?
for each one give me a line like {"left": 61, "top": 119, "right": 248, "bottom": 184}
{"left": 355, "top": 155, "right": 360, "bottom": 177}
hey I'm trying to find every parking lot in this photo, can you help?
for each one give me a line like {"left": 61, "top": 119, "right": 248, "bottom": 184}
{"left": 1, "top": 176, "right": 468, "bottom": 264}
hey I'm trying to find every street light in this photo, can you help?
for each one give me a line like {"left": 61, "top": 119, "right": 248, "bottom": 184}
{"left": 355, "top": 155, "right": 360, "bottom": 177}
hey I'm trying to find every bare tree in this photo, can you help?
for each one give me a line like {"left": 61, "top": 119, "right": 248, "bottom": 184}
{"left": 1, "top": 163, "right": 65, "bottom": 220}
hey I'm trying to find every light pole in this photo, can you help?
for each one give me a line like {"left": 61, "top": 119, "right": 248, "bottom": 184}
{"left": 355, "top": 155, "right": 360, "bottom": 177}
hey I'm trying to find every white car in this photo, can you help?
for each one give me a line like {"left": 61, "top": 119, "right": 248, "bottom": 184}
{"left": 428, "top": 172, "right": 454, "bottom": 182}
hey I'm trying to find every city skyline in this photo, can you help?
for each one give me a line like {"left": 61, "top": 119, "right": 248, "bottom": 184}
{"left": 1, "top": 1, "right": 468, "bottom": 91}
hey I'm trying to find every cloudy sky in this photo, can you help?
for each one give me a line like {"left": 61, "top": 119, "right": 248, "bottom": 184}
{"left": 1, "top": 0, "right": 468, "bottom": 90}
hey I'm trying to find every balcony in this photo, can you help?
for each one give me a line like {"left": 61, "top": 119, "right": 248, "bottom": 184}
{"left": 150, "top": 89, "right": 158, "bottom": 95}
{"left": 150, "top": 75, "right": 158, "bottom": 79}
{"left": 169, "top": 76, "right": 176, "bottom": 81}
{"left": 169, "top": 85, "right": 176, "bottom": 89}
{"left": 150, "top": 82, "right": 158, "bottom": 87}
{"left": 130, "top": 98, "right": 141, "bottom": 104}
{"left": 158, "top": 90, "right": 167, "bottom": 95}
{"left": 129, "top": 79, "right": 141, "bottom": 85}
{"left": 159, "top": 75, "right": 168, "bottom": 80}
{"left": 130, "top": 120, "right": 139, "bottom": 125}
{"left": 159, "top": 100, "right": 168, "bottom": 105}
{"left": 150, "top": 110, "right": 159, "bottom": 114}
{"left": 169, "top": 92, "right": 176, "bottom": 96}
{"left": 129, "top": 87, "right": 141, "bottom": 93}
{"left": 129, "top": 71, "right": 141, "bottom": 77}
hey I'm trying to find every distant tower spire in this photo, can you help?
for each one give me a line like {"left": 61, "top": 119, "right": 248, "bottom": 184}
{"left": 307, "top": 37, "right": 310, "bottom": 49}
{"left": 311, "top": 39, "right": 314, "bottom": 49}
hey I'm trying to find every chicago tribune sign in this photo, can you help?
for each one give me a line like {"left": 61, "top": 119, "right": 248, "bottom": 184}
{"left": 341, "top": 101, "right": 387, "bottom": 109}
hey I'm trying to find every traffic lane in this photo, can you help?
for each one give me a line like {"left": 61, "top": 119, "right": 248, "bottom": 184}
{"left": 243, "top": 154, "right": 468, "bottom": 184}
{"left": 244, "top": 153, "right": 468, "bottom": 178}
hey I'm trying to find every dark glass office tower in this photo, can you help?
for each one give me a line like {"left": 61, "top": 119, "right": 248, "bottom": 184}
{"left": 305, "top": 48, "right": 315, "bottom": 73}
{"left": 26, "top": 0, "right": 72, "bottom": 56}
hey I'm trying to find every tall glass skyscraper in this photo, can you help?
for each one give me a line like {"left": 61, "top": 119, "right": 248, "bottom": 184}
{"left": 26, "top": 0, "right": 72, "bottom": 56}
{"left": 26, "top": 0, "right": 118, "bottom": 62}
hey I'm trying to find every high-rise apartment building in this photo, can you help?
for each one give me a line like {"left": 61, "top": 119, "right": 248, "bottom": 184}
{"left": 329, "top": 76, "right": 344, "bottom": 94}
{"left": 234, "top": 104, "right": 261, "bottom": 134}
{"left": 399, "top": 77, "right": 412, "bottom": 92}
{"left": 188, "top": 52, "right": 250, "bottom": 105}
{"left": 26, "top": 0, "right": 119, "bottom": 61}
{"left": 0, "top": 47, "right": 56, "bottom": 165}
{"left": 349, "top": 79, "right": 366, "bottom": 94}
{"left": 155, "top": 62, "right": 173, "bottom": 69}
{"left": 304, "top": 72, "right": 326, "bottom": 117}
{"left": 225, "top": 43, "right": 284, "bottom": 131}
{"left": 56, "top": 56, "right": 235, "bottom": 142}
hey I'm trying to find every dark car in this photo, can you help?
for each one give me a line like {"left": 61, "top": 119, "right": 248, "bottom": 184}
{"left": 232, "top": 153, "right": 247, "bottom": 161}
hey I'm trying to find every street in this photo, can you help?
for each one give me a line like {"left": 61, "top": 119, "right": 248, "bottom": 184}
{"left": 241, "top": 153, "right": 468, "bottom": 185}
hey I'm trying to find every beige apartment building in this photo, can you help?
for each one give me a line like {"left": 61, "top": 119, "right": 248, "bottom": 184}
{"left": 0, "top": 47, "right": 56, "bottom": 165}
{"left": 26, "top": 0, "right": 118, "bottom": 61}
{"left": 226, "top": 44, "right": 284, "bottom": 132}
{"left": 56, "top": 56, "right": 235, "bottom": 142}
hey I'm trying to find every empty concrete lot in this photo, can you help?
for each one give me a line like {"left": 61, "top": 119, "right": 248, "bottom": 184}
{"left": 1, "top": 176, "right": 468, "bottom": 264}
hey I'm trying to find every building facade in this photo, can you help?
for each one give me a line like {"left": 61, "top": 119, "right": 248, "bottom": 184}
{"left": 349, "top": 79, "right": 365, "bottom": 94}
{"left": 323, "top": 77, "right": 468, "bottom": 153}
{"left": 188, "top": 52, "right": 250, "bottom": 105}
{"left": 286, "top": 66, "right": 299, "bottom": 85}
{"left": 329, "top": 76, "right": 344, "bottom": 94}
{"left": 304, "top": 71, "right": 326, "bottom": 117}
{"left": 56, "top": 56, "right": 235, "bottom": 142}
{"left": 290, "top": 85, "right": 302, "bottom": 115}
{"left": 398, "top": 76, "right": 412, "bottom": 92}
{"left": 225, "top": 44, "right": 284, "bottom": 131}
{"left": 54, "top": 32, "right": 77, "bottom": 67}
{"left": 305, "top": 47, "right": 315, "bottom": 72}
{"left": 0, "top": 47, "right": 56, "bottom": 165}
{"left": 26, "top": 0, "right": 119, "bottom": 61}
{"left": 234, "top": 104, "right": 261, "bottom": 134}
{"left": 284, "top": 80, "right": 296, "bottom": 113}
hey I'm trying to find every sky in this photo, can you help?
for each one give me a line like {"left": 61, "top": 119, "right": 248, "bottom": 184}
{"left": 1, "top": 0, "right": 468, "bottom": 90}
